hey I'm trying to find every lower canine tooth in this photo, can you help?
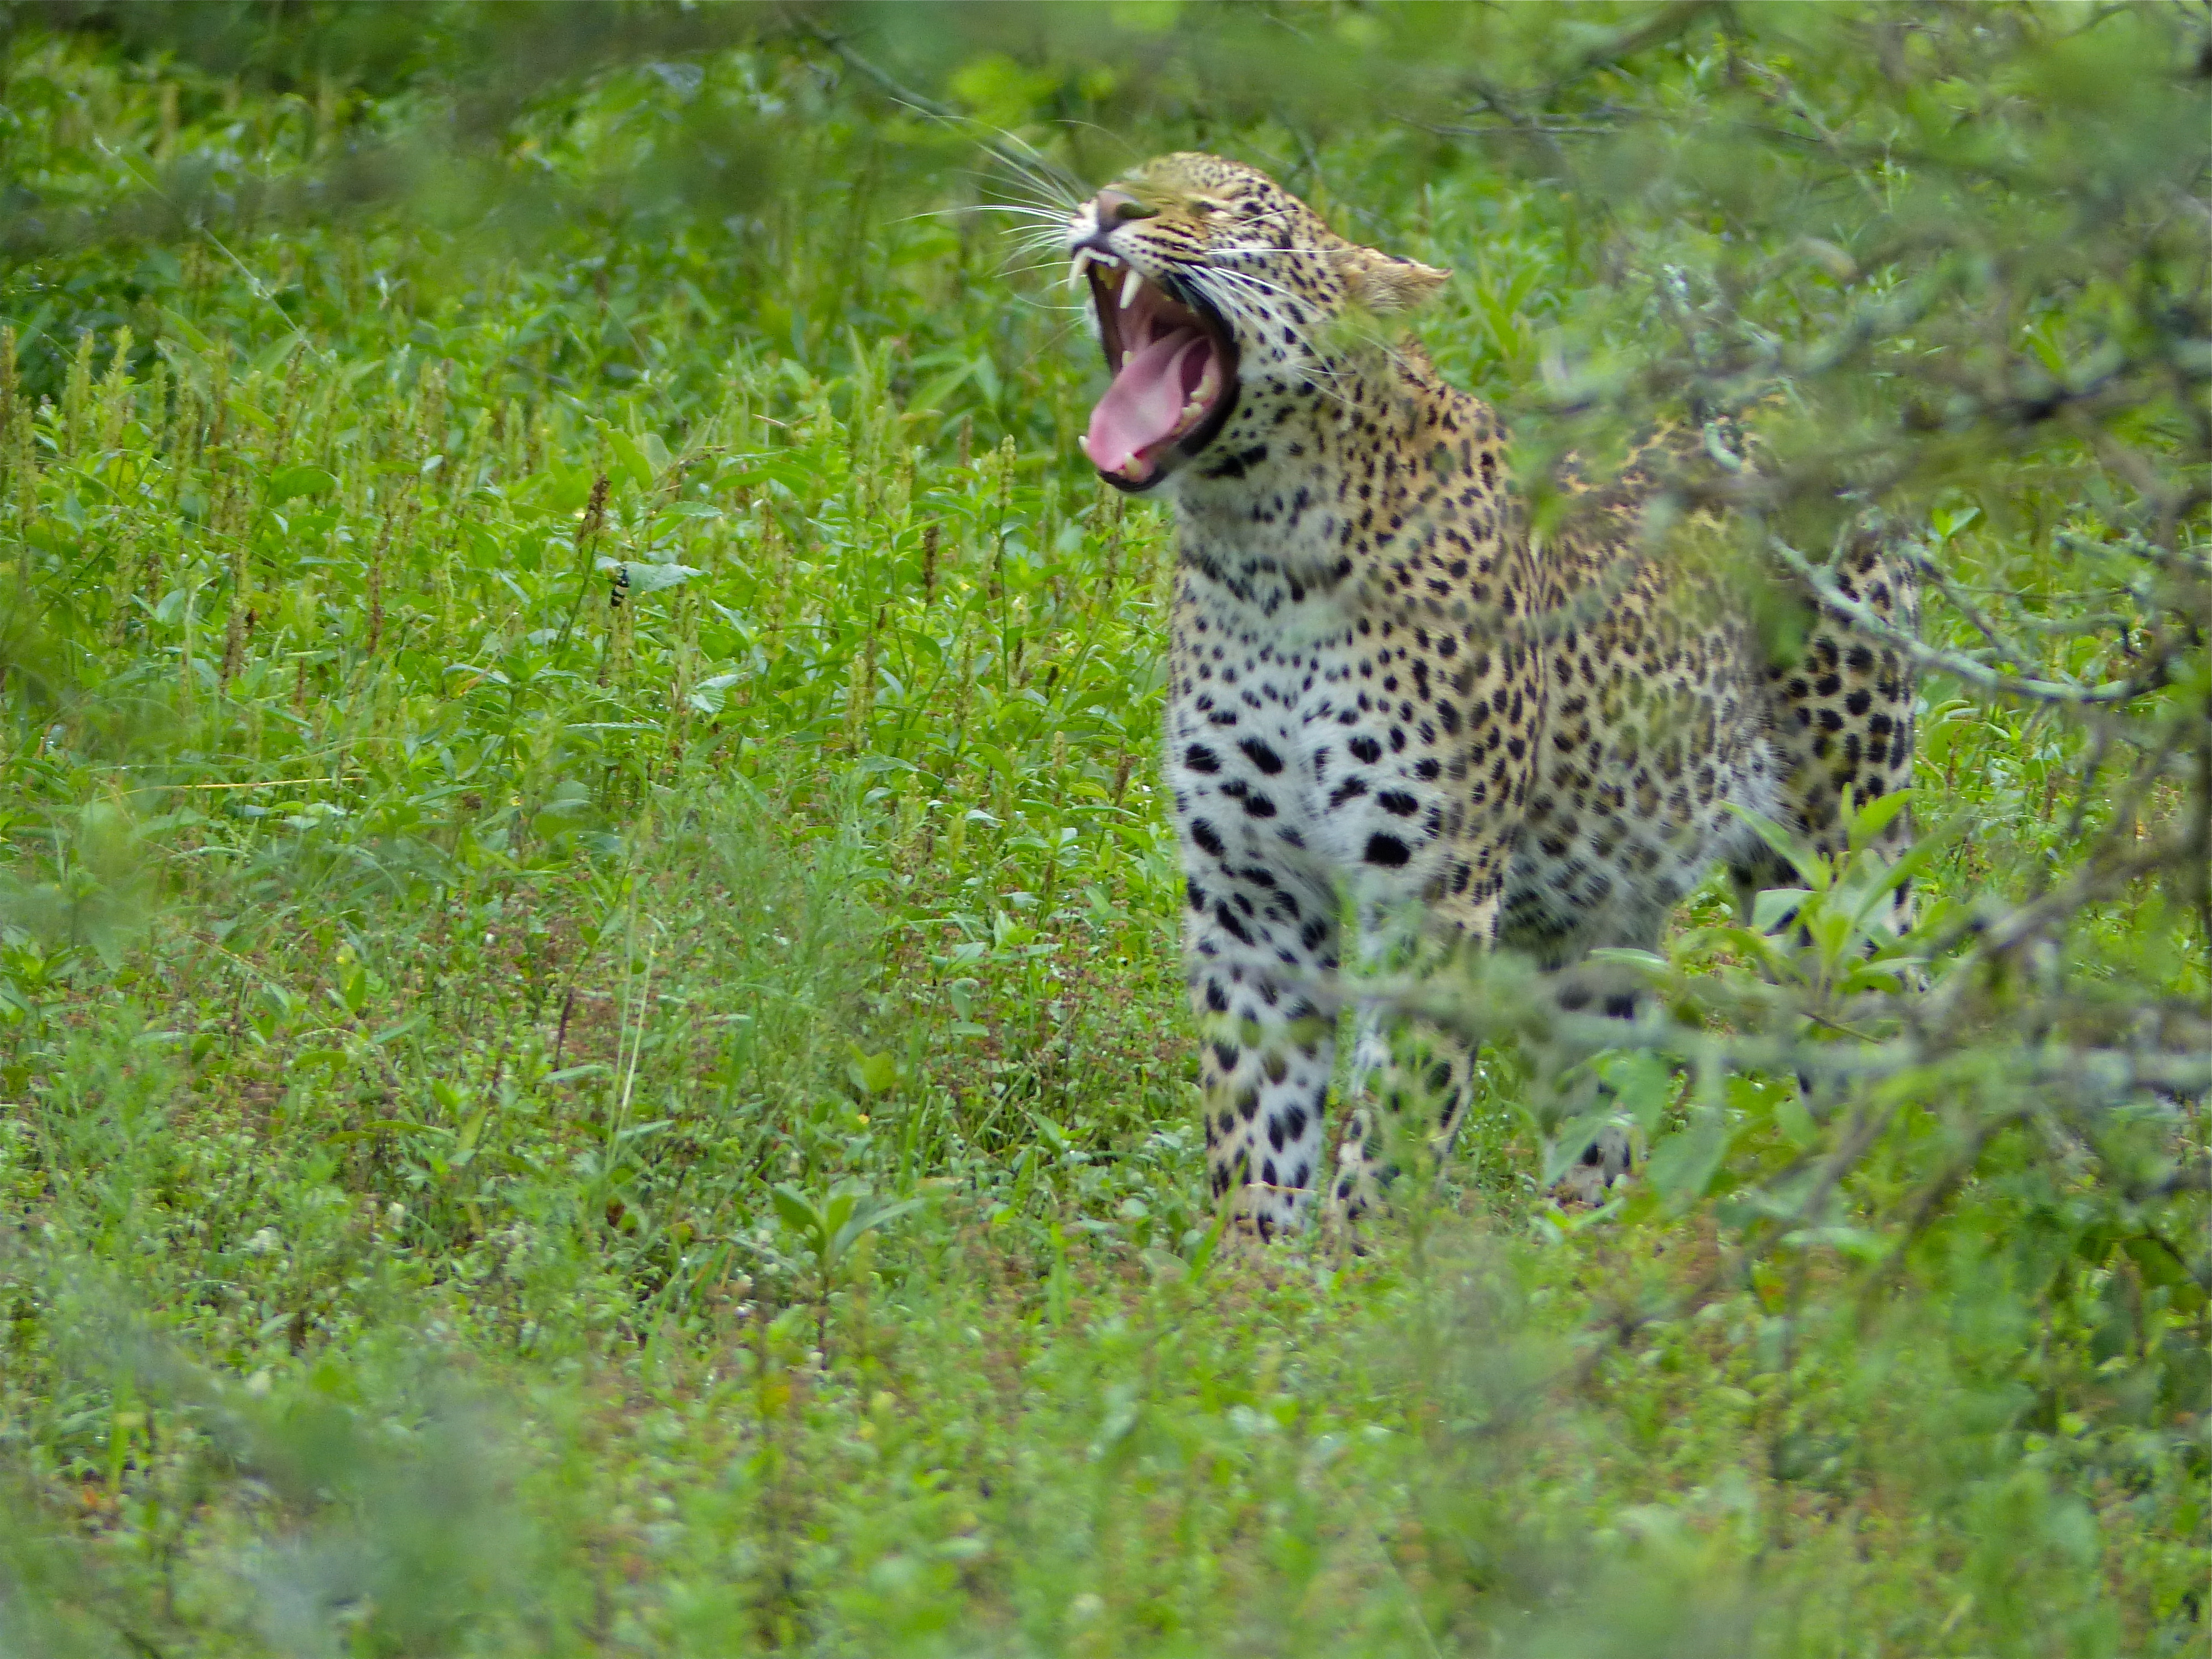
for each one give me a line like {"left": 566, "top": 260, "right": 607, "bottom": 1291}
{"left": 1120, "top": 268, "right": 1142, "bottom": 310}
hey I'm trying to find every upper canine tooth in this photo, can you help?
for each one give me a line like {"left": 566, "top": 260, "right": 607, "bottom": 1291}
{"left": 1120, "top": 268, "right": 1143, "bottom": 310}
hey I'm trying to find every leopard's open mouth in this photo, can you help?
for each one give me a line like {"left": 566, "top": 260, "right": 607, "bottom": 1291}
{"left": 1072, "top": 252, "right": 1239, "bottom": 491}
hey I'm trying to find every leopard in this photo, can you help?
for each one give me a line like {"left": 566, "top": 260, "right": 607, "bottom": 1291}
{"left": 1058, "top": 152, "right": 1918, "bottom": 1237}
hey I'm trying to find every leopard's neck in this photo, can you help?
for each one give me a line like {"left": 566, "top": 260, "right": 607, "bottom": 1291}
{"left": 1163, "top": 343, "right": 1522, "bottom": 627}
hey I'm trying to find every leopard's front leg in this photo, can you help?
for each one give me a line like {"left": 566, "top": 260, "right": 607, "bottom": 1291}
{"left": 1327, "top": 881, "right": 1505, "bottom": 1227}
{"left": 1186, "top": 814, "right": 1336, "bottom": 1239}
{"left": 1331, "top": 1008, "right": 1474, "bottom": 1225}
{"left": 1183, "top": 861, "right": 1339, "bottom": 1240}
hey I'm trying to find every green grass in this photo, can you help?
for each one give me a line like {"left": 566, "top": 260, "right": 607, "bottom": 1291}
{"left": 1, "top": 12, "right": 2204, "bottom": 1656}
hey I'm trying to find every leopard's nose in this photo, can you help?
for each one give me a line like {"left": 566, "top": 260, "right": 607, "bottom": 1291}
{"left": 1094, "top": 188, "right": 1156, "bottom": 227}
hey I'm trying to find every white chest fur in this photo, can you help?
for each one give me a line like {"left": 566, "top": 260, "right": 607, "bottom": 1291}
{"left": 1164, "top": 533, "right": 1465, "bottom": 919}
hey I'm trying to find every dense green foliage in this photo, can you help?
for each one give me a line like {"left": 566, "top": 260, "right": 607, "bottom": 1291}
{"left": 0, "top": 5, "right": 2204, "bottom": 1653}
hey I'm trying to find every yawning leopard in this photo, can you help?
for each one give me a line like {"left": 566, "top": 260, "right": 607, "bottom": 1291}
{"left": 1060, "top": 152, "right": 1918, "bottom": 1234}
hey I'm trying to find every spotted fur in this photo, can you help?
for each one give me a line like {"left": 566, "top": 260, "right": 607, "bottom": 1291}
{"left": 1061, "top": 153, "right": 1918, "bottom": 1234}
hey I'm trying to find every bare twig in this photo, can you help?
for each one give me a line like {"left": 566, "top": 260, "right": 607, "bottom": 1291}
{"left": 1766, "top": 536, "right": 2172, "bottom": 706}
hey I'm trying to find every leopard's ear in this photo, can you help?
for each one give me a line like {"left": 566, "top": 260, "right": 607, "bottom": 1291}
{"left": 1338, "top": 246, "right": 1451, "bottom": 313}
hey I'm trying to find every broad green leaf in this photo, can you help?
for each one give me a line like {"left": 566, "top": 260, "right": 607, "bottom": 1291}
{"left": 831, "top": 1197, "right": 924, "bottom": 1263}
{"left": 1722, "top": 802, "right": 1824, "bottom": 888}
{"left": 686, "top": 672, "right": 744, "bottom": 714}
{"left": 598, "top": 558, "right": 702, "bottom": 597}
{"left": 1594, "top": 1050, "right": 1677, "bottom": 1138}
{"left": 1845, "top": 787, "right": 1915, "bottom": 852}
{"left": 268, "top": 465, "right": 337, "bottom": 502}
{"left": 848, "top": 1049, "right": 897, "bottom": 1095}
{"left": 609, "top": 430, "right": 656, "bottom": 489}
{"left": 1773, "top": 1092, "right": 1820, "bottom": 1150}
{"left": 771, "top": 1184, "right": 824, "bottom": 1240}
{"left": 1645, "top": 1109, "right": 1731, "bottom": 1208}
{"left": 1752, "top": 888, "right": 1812, "bottom": 933}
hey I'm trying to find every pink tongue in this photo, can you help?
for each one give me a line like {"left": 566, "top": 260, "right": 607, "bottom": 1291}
{"left": 1083, "top": 328, "right": 1210, "bottom": 478}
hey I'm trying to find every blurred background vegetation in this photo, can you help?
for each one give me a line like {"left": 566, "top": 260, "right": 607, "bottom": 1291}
{"left": 0, "top": 2, "right": 2204, "bottom": 1654}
